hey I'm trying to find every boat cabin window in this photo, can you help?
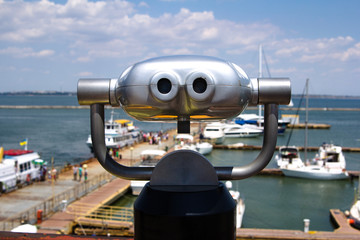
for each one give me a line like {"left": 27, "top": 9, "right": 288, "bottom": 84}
{"left": 281, "top": 148, "right": 298, "bottom": 158}
{"left": 206, "top": 129, "right": 219, "bottom": 131}
{"left": 325, "top": 153, "right": 338, "bottom": 162}
{"left": 20, "top": 164, "right": 24, "bottom": 172}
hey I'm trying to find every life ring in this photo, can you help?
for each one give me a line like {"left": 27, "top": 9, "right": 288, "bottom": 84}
{"left": 26, "top": 174, "right": 31, "bottom": 183}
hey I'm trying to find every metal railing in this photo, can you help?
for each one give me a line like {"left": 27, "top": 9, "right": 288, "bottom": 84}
{"left": 68, "top": 202, "right": 133, "bottom": 223}
{"left": 0, "top": 171, "right": 115, "bottom": 231}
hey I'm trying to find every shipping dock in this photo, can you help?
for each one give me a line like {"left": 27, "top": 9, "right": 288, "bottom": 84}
{"left": 3, "top": 176, "right": 360, "bottom": 239}
{"left": 0, "top": 129, "right": 359, "bottom": 239}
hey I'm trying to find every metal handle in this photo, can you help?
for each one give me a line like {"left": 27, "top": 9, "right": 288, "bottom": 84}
{"left": 90, "top": 103, "right": 279, "bottom": 181}
{"left": 215, "top": 103, "right": 278, "bottom": 180}
{"left": 91, "top": 104, "right": 153, "bottom": 180}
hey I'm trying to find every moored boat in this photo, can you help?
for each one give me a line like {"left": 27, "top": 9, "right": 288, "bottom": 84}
{"left": 0, "top": 149, "right": 44, "bottom": 192}
{"left": 175, "top": 134, "right": 213, "bottom": 155}
{"left": 225, "top": 181, "right": 245, "bottom": 228}
{"left": 203, "top": 123, "right": 225, "bottom": 144}
{"left": 348, "top": 200, "right": 360, "bottom": 229}
{"left": 275, "top": 146, "right": 304, "bottom": 169}
{"left": 130, "top": 149, "right": 166, "bottom": 195}
{"left": 86, "top": 111, "right": 141, "bottom": 152}
{"left": 223, "top": 123, "right": 262, "bottom": 138}
{"left": 281, "top": 143, "right": 349, "bottom": 180}
{"left": 234, "top": 113, "right": 289, "bottom": 134}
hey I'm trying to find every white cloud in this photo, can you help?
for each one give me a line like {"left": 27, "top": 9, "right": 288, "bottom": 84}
{"left": 0, "top": 0, "right": 281, "bottom": 60}
{"left": 273, "top": 36, "right": 357, "bottom": 63}
{"left": 0, "top": 0, "right": 359, "bottom": 95}
{"left": 77, "top": 71, "right": 93, "bottom": 77}
{"left": 138, "top": 1, "right": 149, "bottom": 8}
{"left": 271, "top": 67, "right": 297, "bottom": 74}
{"left": 0, "top": 47, "right": 54, "bottom": 58}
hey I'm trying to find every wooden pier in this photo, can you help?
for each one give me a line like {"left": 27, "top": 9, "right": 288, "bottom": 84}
{"left": 235, "top": 209, "right": 360, "bottom": 239}
{"left": 289, "top": 123, "right": 331, "bottom": 129}
{"left": 214, "top": 144, "right": 360, "bottom": 152}
{"left": 37, "top": 178, "right": 132, "bottom": 235}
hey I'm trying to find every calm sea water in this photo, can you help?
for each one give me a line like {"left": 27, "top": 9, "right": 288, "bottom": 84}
{"left": 0, "top": 95, "right": 360, "bottom": 231}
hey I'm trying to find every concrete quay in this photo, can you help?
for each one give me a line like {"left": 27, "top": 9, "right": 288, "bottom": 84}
{"left": 0, "top": 132, "right": 175, "bottom": 232}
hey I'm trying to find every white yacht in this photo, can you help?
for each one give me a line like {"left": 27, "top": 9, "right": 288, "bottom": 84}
{"left": 203, "top": 123, "right": 225, "bottom": 144}
{"left": 174, "top": 134, "right": 213, "bottom": 155}
{"left": 281, "top": 144, "right": 349, "bottom": 180}
{"left": 223, "top": 123, "right": 262, "bottom": 138}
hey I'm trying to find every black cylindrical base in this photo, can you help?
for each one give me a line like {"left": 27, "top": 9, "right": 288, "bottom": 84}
{"left": 134, "top": 182, "right": 236, "bottom": 240}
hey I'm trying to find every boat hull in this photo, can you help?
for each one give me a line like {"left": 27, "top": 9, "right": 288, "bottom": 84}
{"left": 131, "top": 180, "right": 149, "bottom": 195}
{"left": 196, "top": 142, "right": 213, "bottom": 155}
{"left": 281, "top": 168, "right": 349, "bottom": 180}
{"left": 224, "top": 132, "right": 261, "bottom": 138}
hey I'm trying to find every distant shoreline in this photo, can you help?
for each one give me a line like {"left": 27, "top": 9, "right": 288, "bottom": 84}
{"left": 0, "top": 105, "right": 359, "bottom": 111}
{"left": 0, "top": 91, "right": 76, "bottom": 96}
{"left": 291, "top": 94, "right": 360, "bottom": 100}
{"left": 0, "top": 91, "right": 359, "bottom": 99}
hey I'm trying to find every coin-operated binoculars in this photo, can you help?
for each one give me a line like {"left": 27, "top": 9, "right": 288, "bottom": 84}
{"left": 77, "top": 55, "right": 291, "bottom": 240}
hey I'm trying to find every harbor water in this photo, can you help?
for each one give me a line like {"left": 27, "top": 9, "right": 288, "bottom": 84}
{"left": 0, "top": 95, "right": 360, "bottom": 231}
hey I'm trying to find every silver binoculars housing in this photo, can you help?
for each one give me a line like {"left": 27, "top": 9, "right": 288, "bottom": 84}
{"left": 78, "top": 55, "right": 290, "bottom": 122}
{"left": 77, "top": 55, "right": 291, "bottom": 181}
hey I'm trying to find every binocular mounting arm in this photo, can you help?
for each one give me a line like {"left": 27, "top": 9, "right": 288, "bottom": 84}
{"left": 90, "top": 103, "right": 278, "bottom": 181}
{"left": 215, "top": 104, "right": 278, "bottom": 180}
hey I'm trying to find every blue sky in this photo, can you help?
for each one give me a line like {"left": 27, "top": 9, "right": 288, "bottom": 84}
{"left": 0, "top": 0, "right": 359, "bottom": 95}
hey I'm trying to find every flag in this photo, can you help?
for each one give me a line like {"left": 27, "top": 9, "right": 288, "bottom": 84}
{"left": 0, "top": 147, "right": 3, "bottom": 162}
{"left": 19, "top": 139, "right": 28, "bottom": 146}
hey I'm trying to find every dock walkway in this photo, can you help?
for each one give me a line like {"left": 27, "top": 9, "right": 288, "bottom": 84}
{"left": 0, "top": 132, "right": 175, "bottom": 232}
{"left": 37, "top": 178, "right": 131, "bottom": 235}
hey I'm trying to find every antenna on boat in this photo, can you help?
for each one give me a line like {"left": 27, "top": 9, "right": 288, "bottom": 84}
{"left": 304, "top": 78, "right": 309, "bottom": 162}
{"left": 77, "top": 55, "right": 291, "bottom": 239}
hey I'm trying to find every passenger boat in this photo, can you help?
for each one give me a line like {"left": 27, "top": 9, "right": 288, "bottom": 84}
{"left": 223, "top": 123, "right": 262, "bottom": 138}
{"left": 130, "top": 150, "right": 166, "bottom": 195}
{"left": 174, "top": 134, "right": 213, "bottom": 155}
{"left": 86, "top": 111, "right": 141, "bottom": 152}
{"left": 281, "top": 144, "right": 349, "bottom": 180}
{"left": 0, "top": 149, "right": 44, "bottom": 192}
{"left": 275, "top": 146, "right": 304, "bottom": 169}
{"left": 203, "top": 123, "right": 225, "bottom": 144}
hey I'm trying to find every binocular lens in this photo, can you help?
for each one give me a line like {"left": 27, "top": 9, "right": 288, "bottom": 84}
{"left": 157, "top": 78, "right": 172, "bottom": 94}
{"left": 193, "top": 77, "right": 207, "bottom": 94}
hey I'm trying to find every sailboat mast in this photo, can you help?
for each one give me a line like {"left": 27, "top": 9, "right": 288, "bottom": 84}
{"left": 259, "top": 44, "right": 263, "bottom": 78}
{"left": 304, "top": 78, "right": 309, "bottom": 162}
{"left": 258, "top": 44, "right": 262, "bottom": 122}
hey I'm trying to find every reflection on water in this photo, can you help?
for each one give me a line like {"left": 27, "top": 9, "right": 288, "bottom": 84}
{"left": 110, "top": 176, "right": 356, "bottom": 231}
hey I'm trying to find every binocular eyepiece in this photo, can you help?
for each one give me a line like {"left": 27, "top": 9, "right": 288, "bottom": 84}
{"left": 78, "top": 55, "right": 291, "bottom": 122}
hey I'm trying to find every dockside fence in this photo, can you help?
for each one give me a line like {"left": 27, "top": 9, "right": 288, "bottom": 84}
{"left": 0, "top": 171, "right": 115, "bottom": 232}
